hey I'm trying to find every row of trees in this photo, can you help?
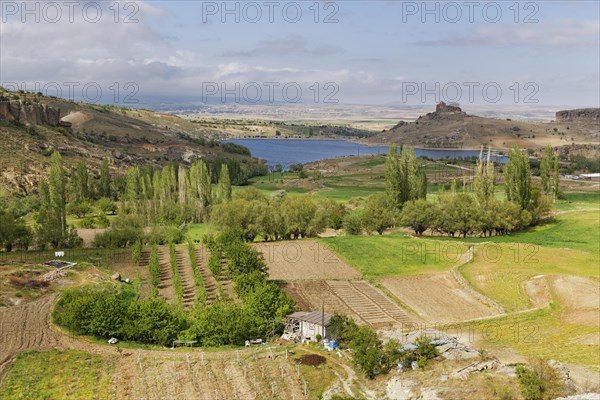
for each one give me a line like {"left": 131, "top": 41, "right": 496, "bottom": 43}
{"left": 376, "top": 145, "right": 557, "bottom": 237}
{"left": 211, "top": 188, "right": 345, "bottom": 241}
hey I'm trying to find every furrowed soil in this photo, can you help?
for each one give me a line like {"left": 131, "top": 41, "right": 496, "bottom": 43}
{"left": 380, "top": 272, "right": 499, "bottom": 323}
{"left": 255, "top": 240, "right": 362, "bottom": 280}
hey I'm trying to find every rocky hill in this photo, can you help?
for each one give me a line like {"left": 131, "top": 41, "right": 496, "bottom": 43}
{"left": 555, "top": 108, "right": 600, "bottom": 123}
{"left": 372, "top": 102, "right": 599, "bottom": 150}
{"left": 0, "top": 90, "right": 250, "bottom": 194}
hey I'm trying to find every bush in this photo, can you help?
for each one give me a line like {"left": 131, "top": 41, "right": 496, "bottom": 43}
{"left": 148, "top": 245, "right": 160, "bottom": 297}
{"left": 343, "top": 214, "right": 362, "bottom": 235}
{"left": 515, "top": 359, "right": 568, "bottom": 400}
{"left": 131, "top": 239, "right": 142, "bottom": 265}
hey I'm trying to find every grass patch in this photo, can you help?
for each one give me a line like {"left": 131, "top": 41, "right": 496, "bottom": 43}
{"left": 467, "top": 307, "right": 599, "bottom": 370}
{"left": 185, "top": 223, "right": 218, "bottom": 243}
{"left": 461, "top": 244, "right": 598, "bottom": 312}
{"left": 0, "top": 350, "right": 114, "bottom": 399}
{"left": 554, "top": 191, "right": 600, "bottom": 211}
{"left": 321, "top": 234, "right": 466, "bottom": 278}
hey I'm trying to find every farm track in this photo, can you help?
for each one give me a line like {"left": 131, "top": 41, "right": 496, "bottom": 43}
{"left": 194, "top": 247, "right": 219, "bottom": 304}
{"left": 175, "top": 249, "right": 196, "bottom": 309}
{"left": 157, "top": 248, "right": 175, "bottom": 303}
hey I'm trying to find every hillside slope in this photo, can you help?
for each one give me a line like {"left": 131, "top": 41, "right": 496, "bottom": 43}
{"left": 371, "top": 102, "right": 599, "bottom": 149}
{"left": 0, "top": 91, "right": 249, "bottom": 194}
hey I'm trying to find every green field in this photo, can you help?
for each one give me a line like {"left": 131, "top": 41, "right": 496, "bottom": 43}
{"left": 461, "top": 243, "right": 598, "bottom": 312}
{"left": 0, "top": 350, "right": 114, "bottom": 399}
{"left": 468, "top": 307, "right": 599, "bottom": 370}
{"left": 321, "top": 234, "right": 467, "bottom": 277}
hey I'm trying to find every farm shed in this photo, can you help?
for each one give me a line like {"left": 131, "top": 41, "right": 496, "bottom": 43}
{"left": 284, "top": 311, "right": 333, "bottom": 342}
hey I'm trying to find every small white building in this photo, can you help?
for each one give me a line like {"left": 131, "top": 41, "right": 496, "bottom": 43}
{"left": 284, "top": 311, "right": 333, "bottom": 342}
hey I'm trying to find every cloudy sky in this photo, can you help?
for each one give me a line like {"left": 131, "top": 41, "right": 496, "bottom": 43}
{"left": 0, "top": 0, "right": 598, "bottom": 108}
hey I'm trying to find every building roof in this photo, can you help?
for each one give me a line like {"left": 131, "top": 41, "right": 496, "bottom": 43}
{"left": 287, "top": 311, "right": 333, "bottom": 326}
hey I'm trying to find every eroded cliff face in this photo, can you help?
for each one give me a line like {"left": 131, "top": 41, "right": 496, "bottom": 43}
{"left": 555, "top": 108, "right": 600, "bottom": 123}
{"left": 0, "top": 100, "right": 61, "bottom": 126}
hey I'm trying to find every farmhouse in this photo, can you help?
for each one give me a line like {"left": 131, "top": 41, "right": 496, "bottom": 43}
{"left": 284, "top": 311, "right": 333, "bottom": 342}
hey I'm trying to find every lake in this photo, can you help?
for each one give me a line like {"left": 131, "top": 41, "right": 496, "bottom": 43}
{"left": 225, "top": 139, "right": 508, "bottom": 168}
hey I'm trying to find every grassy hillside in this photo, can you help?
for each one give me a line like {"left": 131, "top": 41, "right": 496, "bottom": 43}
{"left": 0, "top": 91, "right": 253, "bottom": 194}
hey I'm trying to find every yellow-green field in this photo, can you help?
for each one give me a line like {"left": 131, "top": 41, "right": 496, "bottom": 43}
{"left": 0, "top": 350, "right": 114, "bottom": 400}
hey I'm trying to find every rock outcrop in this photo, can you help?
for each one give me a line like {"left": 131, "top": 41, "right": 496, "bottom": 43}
{"left": 418, "top": 102, "right": 466, "bottom": 121}
{"left": 436, "top": 101, "right": 463, "bottom": 114}
{"left": 555, "top": 108, "right": 599, "bottom": 123}
{"left": 0, "top": 100, "right": 61, "bottom": 126}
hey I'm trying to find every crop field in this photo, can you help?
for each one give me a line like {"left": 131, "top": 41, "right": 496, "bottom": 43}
{"left": 114, "top": 350, "right": 308, "bottom": 400}
{"left": 137, "top": 245, "right": 226, "bottom": 307}
{"left": 320, "top": 235, "right": 468, "bottom": 277}
{"left": 276, "top": 280, "right": 416, "bottom": 329}
{"left": 255, "top": 240, "right": 362, "bottom": 280}
{"left": 380, "top": 272, "right": 500, "bottom": 323}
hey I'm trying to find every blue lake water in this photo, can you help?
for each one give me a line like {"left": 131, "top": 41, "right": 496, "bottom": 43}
{"left": 226, "top": 139, "right": 508, "bottom": 167}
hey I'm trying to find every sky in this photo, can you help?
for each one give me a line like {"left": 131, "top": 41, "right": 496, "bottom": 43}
{"left": 0, "top": 0, "right": 599, "bottom": 108}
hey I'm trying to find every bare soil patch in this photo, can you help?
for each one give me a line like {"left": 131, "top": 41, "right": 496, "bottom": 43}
{"left": 551, "top": 275, "right": 600, "bottom": 327}
{"left": 176, "top": 249, "right": 196, "bottom": 308}
{"left": 255, "top": 240, "right": 361, "bottom": 280}
{"left": 523, "top": 275, "right": 552, "bottom": 309}
{"left": 381, "top": 272, "right": 499, "bottom": 323}
{"left": 157, "top": 248, "right": 174, "bottom": 303}
{"left": 296, "top": 354, "right": 326, "bottom": 366}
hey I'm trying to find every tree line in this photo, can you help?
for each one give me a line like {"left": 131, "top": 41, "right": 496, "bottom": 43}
{"left": 375, "top": 145, "right": 557, "bottom": 237}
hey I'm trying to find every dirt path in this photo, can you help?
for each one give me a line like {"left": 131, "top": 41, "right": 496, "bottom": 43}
{"left": 157, "top": 248, "right": 174, "bottom": 303}
{"left": 195, "top": 247, "right": 219, "bottom": 304}
{"left": 175, "top": 249, "right": 196, "bottom": 309}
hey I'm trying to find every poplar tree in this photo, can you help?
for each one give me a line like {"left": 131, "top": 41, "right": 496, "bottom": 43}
{"left": 474, "top": 145, "right": 496, "bottom": 207}
{"left": 385, "top": 144, "right": 401, "bottom": 209}
{"left": 552, "top": 154, "right": 560, "bottom": 202}
{"left": 216, "top": 164, "right": 232, "bottom": 204}
{"left": 539, "top": 145, "right": 553, "bottom": 193}
{"left": 99, "top": 159, "right": 111, "bottom": 198}
{"left": 504, "top": 146, "right": 531, "bottom": 210}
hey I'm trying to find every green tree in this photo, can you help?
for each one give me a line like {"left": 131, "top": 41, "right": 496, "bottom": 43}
{"left": 515, "top": 358, "right": 567, "bottom": 400}
{"left": 99, "top": 159, "right": 111, "bottom": 199}
{"left": 342, "top": 214, "right": 362, "bottom": 235}
{"left": 473, "top": 145, "right": 496, "bottom": 207}
{"left": 76, "top": 159, "right": 89, "bottom": 200}
{"left": 385, "top": 144, "right": 402, "bottom": 209}
{"left": 361, "top": 193, "right": 395, "bottom": 235}
{"left": 37, "top": 152, "right": 70, "bottom": 248}
{"left": 552, "top": 155, "right": 560, "bottom": 202}
{"left": 505, "top": 146, "right": 532, "bottom": 210}
{"left": 216, "top": 164, "right": 232, "bottom": 204}
{"left": 539, "top": 145, "right": 553, "bottom": 193}
{"left": 399, "top": 199, "right": 438, "bottom": 236}
{"left": 97, "top": 197, "right": 117, "bottom": 215}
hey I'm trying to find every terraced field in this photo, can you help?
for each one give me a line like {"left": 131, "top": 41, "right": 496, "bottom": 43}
{"left": 279, "top": 280, "right": 417, "bottom": 329}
